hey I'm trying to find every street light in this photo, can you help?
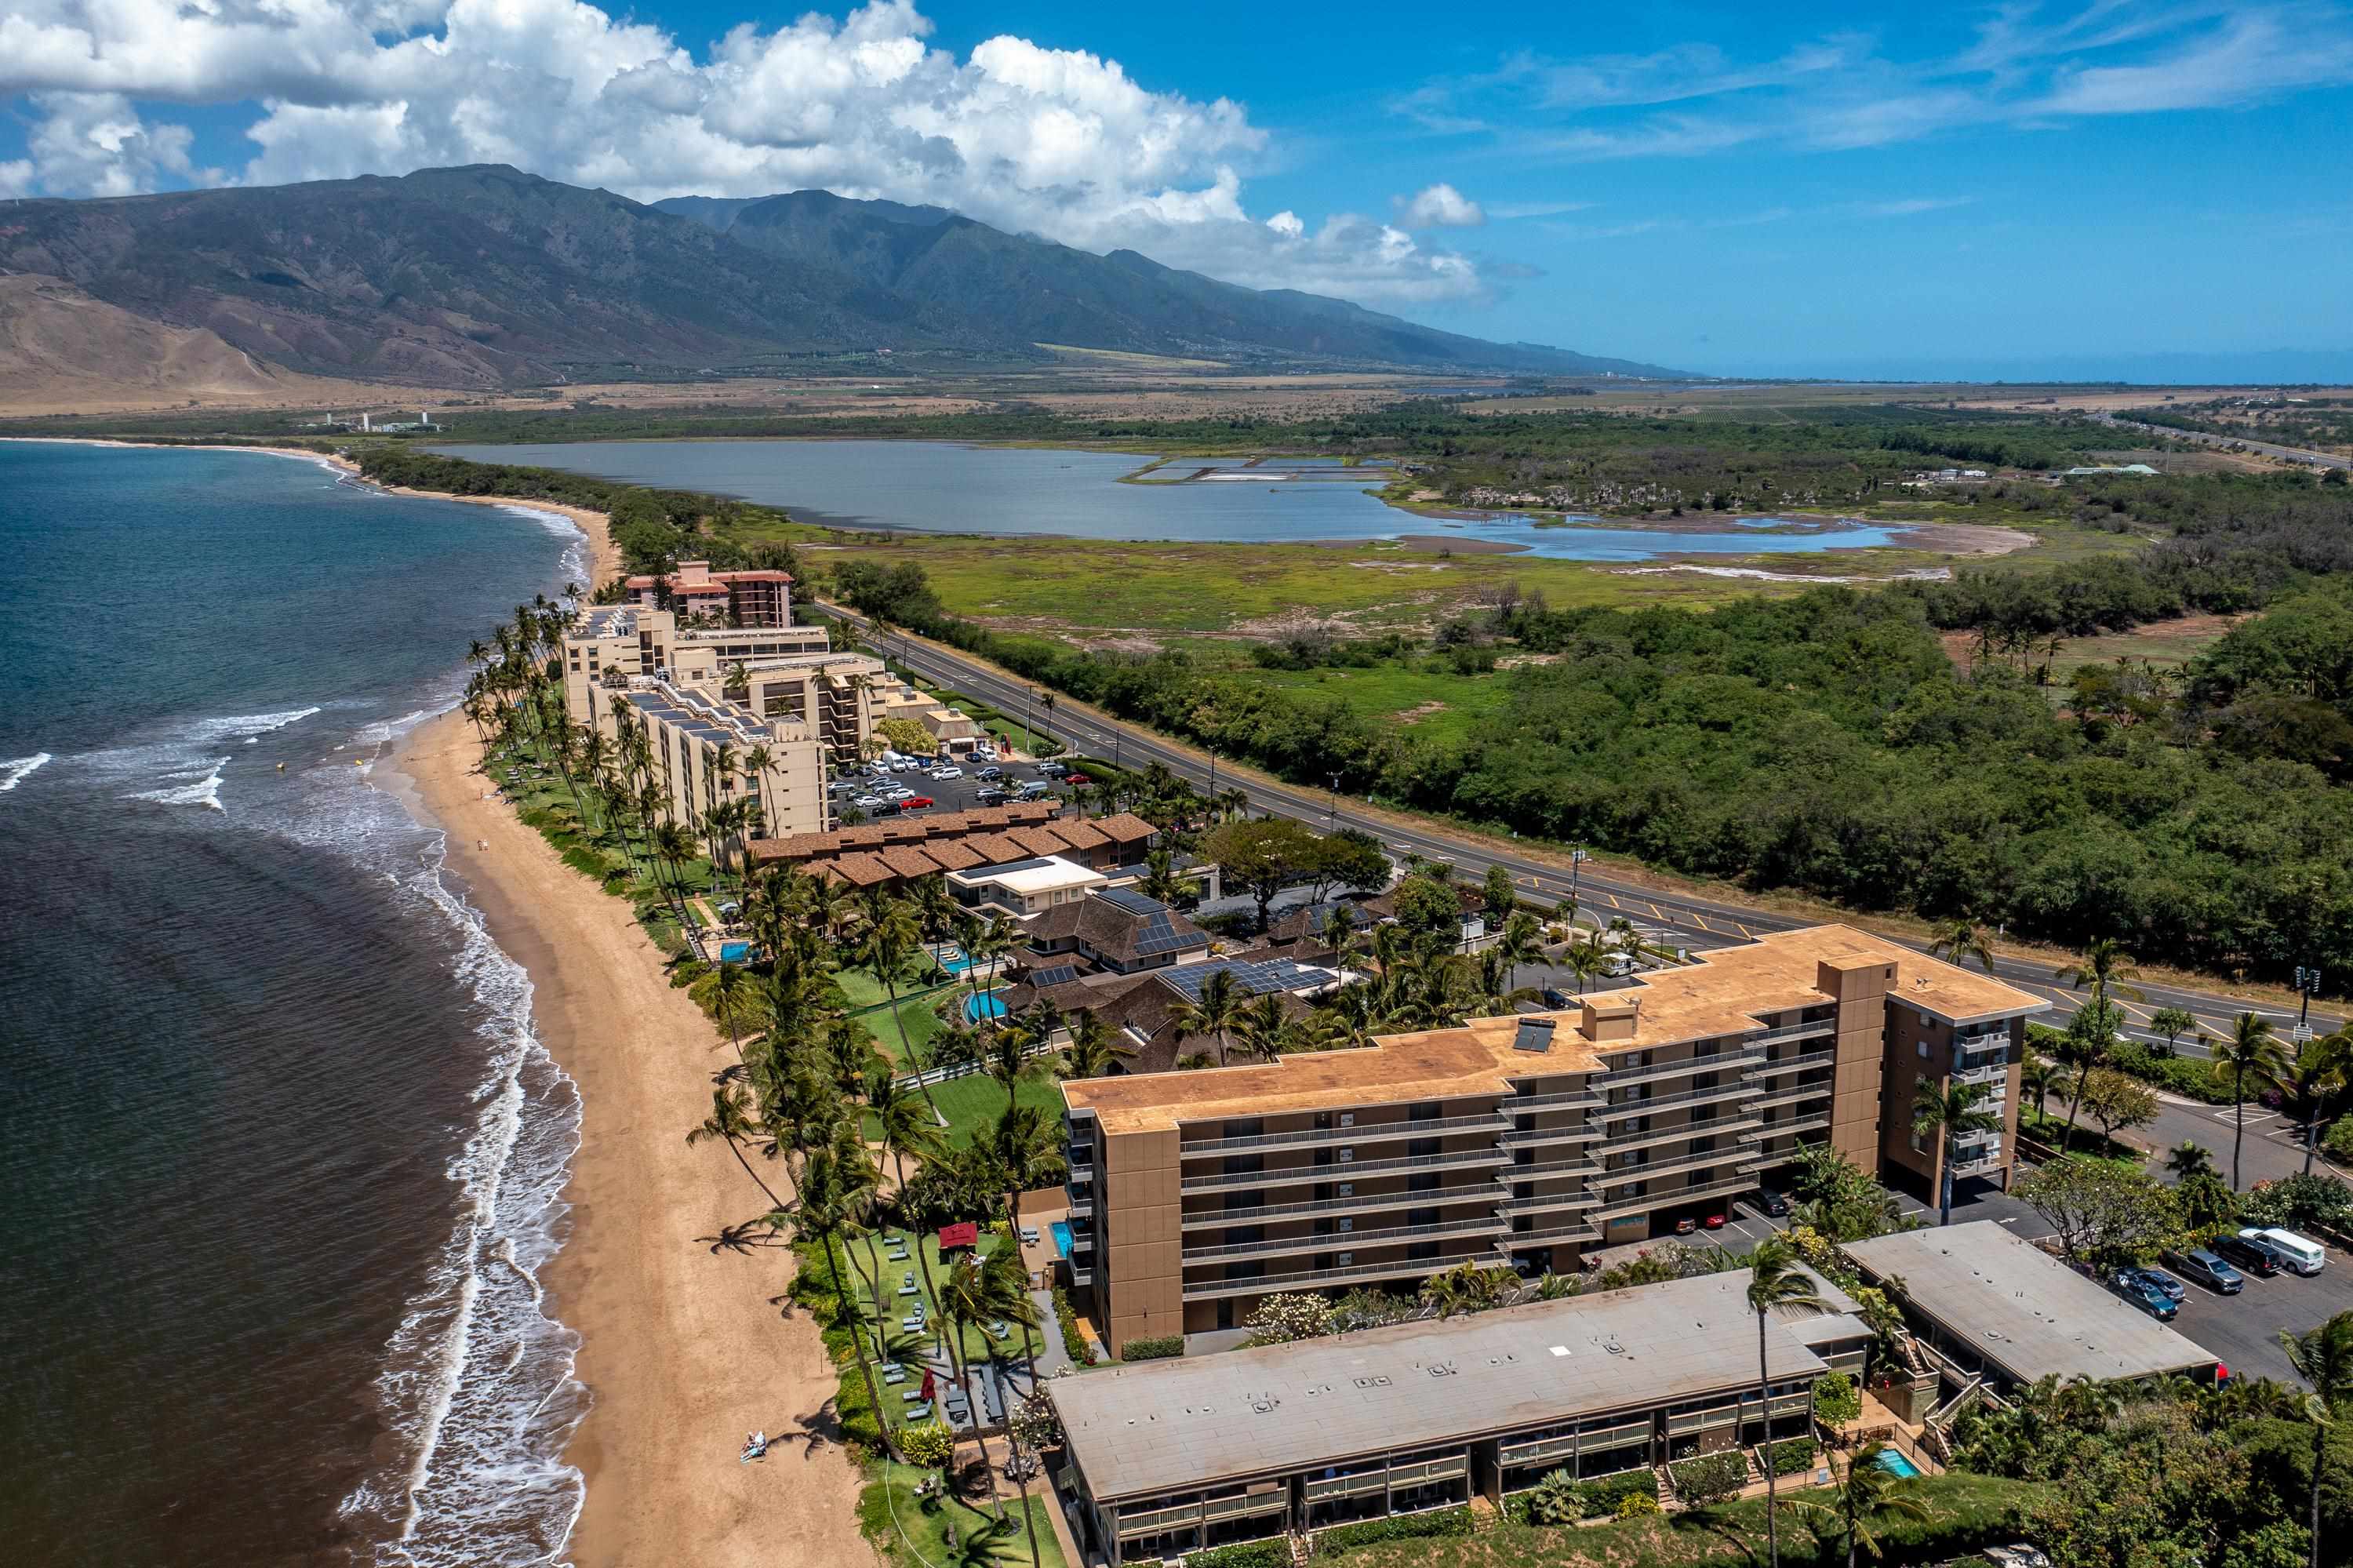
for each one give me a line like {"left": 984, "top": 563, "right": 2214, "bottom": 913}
{"left": 1326, "top": 772, "right": 1341, "bottom": 831}
{"left": 2295, "top": 965, "right": 2324, "bottom": 1042}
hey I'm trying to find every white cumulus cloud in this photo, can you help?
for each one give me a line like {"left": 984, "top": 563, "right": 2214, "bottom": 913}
{"left": 1396, "top": 181, "right": 1485, "bottom": 227}
{"left": 0, "top": 0, "right": 1486, "bottom": 305}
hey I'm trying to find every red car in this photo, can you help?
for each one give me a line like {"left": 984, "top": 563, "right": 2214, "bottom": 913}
{"left": 1703, "top": 1213, "right": 1728, "bottom": 1231}
{"left": 1064, "top": 773, "right": 1088, "bottom": 785}
{"left": 901, "top": 795, "right": 935, "bottom": 809}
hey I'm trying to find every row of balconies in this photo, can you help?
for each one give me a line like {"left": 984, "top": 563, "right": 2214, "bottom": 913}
{"left": 1592, "top": 1142, "right": 1756, "bottom": 1191}
{"left": 1748, "top": 1045, "right": 1837, "bottom": 1079}
{"left": 1180, "top": 1211, "right": 1505, "bottom": 1263}
{"left": 1181, "top": 1246, "right": 1497, "bottom": 1300}
{"left": 1597, "top": 1041, "right": 1769, "bottom": 1089}
{"left": 1748, "top": 1016, "right": 1840, "bottom": 1045}
{"left": 1751, "top": 1075, "right": 1835, "bottom": 1111}
{"left": 1501, "top": 1123, "right": 1599, "bottom": 1150}
{"left": 1591, "top": 1078, "right": 1756, "bottom": 1122}
{"left": 1594, "top": 1172, "right": 1757, "bottom": 1221}
{"left": 1180, "top": 1177, "right": 1507, "bottom": 1228}
{"left": 1598, "top": 1113, "right": 1760, "bottom": 1155}
{"left": 1177, "top": 1110, "right": 1510, "bottom": 1156}
{"left": 1178, "top": 1144, "right": 1509, "bottom": 1191}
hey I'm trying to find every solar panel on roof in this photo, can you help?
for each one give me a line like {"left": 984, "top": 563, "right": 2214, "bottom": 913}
{"left": 1159, "top": 956, "right": 1329, "bottom": 1000}
{"left": 1028, "top": 964, "right": 1082, "bottom": 987}
{"left": 1095, "top": 886, "right": 1169, "bottom": 915}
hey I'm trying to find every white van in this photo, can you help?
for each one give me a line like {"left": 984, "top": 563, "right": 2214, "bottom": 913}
{"left": 2249, "top": 1227, "right": 2326, "bottom": 1275}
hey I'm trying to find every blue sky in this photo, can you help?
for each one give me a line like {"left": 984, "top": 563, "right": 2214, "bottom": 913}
{"left": 5, "top": 0, "right": 2349, "bottom": 379}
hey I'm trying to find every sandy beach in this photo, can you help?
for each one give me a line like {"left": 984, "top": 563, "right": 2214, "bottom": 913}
{"left": 394, "top": 710, "right": 867, "bottom": 1567}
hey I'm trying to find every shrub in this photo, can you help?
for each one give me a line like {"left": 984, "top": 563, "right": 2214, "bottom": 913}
{"left": 1813, "top": 1369, "right": 1862, "bottom": 1427}
{"left": 2325, "top": 1115, "right": 2353, "bottom": 1165}
{"left": 1577, "top": 1468, "right": 1658, "bottom": 1519}
{"left": 1244, "top": 1292, "right": 1333, "bottom": 1346}
{"left": 1766, "top": 1437, "right": 1820, "bottom": 1478}
{"left": 1670, "top": 1450, "right": 1751, "bottom": 1504}
{"left": 1122, "top": 1333, "right": 1184, "bottom": 1361}
{"left": 1616, "top": 1489, "right": 1662, "bottom": 1519}
{"left": 1052, "top": 1286, "right": 1096, "bottom": 1367}
{"left": 900, "top": 1421, "right": 955, "bottom": 1468}
{"left": 2100, "top": 1039, "right": 2236, "bottom": 1104}
{"left": 1182, "top": 1542, "right": 1291, "bottom": 1568}
{"left": 2240, "top": 1173, "right": 2353, "bottom": 1231}
{"left": 1315, "top": 1505, "right": 1472, "bottom": 1552}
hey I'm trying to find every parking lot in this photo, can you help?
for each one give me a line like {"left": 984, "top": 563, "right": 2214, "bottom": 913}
{"left": 831, "top": 751, "right": 1082, "bottom": 823}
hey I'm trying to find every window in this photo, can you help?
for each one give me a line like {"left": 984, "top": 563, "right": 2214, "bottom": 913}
{"left": 1407, "top": 1137, "right": 1441, "bottom": 1158}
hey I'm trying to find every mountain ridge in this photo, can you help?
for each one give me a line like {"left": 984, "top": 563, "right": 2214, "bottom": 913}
{"left": 0, "top": 164, "right": 1682, "bottom": 391}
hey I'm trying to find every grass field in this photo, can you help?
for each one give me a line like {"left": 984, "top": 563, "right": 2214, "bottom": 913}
{"left": 859, "top": 1460, "right": 1066, "bottom": 1568}
{"left": 905, "top": 1068, "right": 1068, "bottom": 1148}
{"left": 1249, "top": 663, "right": 1517, "bottom": 745}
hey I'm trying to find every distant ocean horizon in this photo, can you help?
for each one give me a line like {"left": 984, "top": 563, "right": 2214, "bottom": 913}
{"left": 0, "top": 442, "right": 590, "bottom": 1566}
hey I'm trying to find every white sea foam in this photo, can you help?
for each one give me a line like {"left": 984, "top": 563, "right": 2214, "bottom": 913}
{"left": 307, "top": 713, "right": 587, "bottom": 1567}
{"left": 189, "top": 705, "right": 322, "bottom": 741}
{"left": 0, "top": 752, "right": 50, "bottom": 792}
{"left": 493, "top": 505, "right": 591, "bottom": 591}
{"left": 129, "top": 755, "right": 229, "bottom": 810}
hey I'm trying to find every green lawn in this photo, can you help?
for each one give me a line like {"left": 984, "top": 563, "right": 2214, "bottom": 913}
{"left": 1249, "top": 663, "right": 1517, "bottom": 746}
{"left": 840, "top": 1227, "right": 1048, "bottom": 1408}
{"left": 859, "top": 1460, "right": 1067, "bottom": 1568}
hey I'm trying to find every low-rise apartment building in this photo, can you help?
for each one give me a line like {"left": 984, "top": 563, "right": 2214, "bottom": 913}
{"left": 1051, "top": 1268, "right": 1866, "bottom": 1563}
{"left": 1060, "top": 925, "right": 2042, "bottom": 1353}
{"left": 621, "top": 559, "right": 795, "bottom": 626}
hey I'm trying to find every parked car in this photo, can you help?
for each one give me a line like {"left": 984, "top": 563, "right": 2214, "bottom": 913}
{"left": 1015, "top": 781, "right": 1051, "bottom": 799}
{"left": 901, "top": 795, "right": 935, "bottom": 809}
{"left": 1603, "top": 951, "right": 1638, "bottom": 977}
{"left": 1702, "top": 1213, "right": 1727, "bottom": 1231}
{"left": 1064, "top": 773, "right": 1089, "bottom": 785}
{"left": 2246, "top": 1228, "right": 2326, "bottom": 1275}
{"left": 976, "top": 787, "right": 1008, "bottom": 806}
{"left": 852, "top": 795, "right": 885, "bottom": 810}
{"left": 2109, "top": 1271, "right": 2179, "bottom": 1320}
{"left": 868, "top": 800, "right": 902, "bottom": 817}
{"left": 890, "top": 759, "right": 921, "bottom": 773}
{"left": 976, "top": 766, "right": 1002, "bottom": 780}
{"left": 1541, "top": 988, "right": 1573, "bottom": 1009}
{"left": 932, "top": 766, "right": 964, "bottom": 780}
{"left": 828, "top": 780, "right": 856, "bottom": 795}
{"left": 2163, "top": 1248, "right": 2246, "bottom": 1294}
{"left": 2209, "top": 1232, "right": 2283, "bottom": 1277}
{"left": 1755, "top": 1187, "right": 1791, "bottom": 1218}
{"left": 1672, "top": 1217, "right": 1698, "bottom": 1236}
{"left": 2123, "top": 1265, "right": 2187, "bottom": 1303}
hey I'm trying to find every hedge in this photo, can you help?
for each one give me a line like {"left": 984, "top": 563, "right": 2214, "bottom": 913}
{"left": 1766, "top": 1438, "right": 1820, "bottom": 1478}
{"left": 1577, "top": 1468, "right": 1658, "bottom": 1519}
{"left": 1182, "top": 1541, "right": 1291, "bottom": 1568}
{"left": 1122, "top": 1334, "right": 1185, "bottom": 1361}
{"left": 1316, "top": 1505, "right": 1473, "bottom": 1552}
{"left": 1670, "top": 1450, "right": 1751, "bottom": 1504}
{"left": 1053, "top": 1286, "right": 1096, "bottom": 1367}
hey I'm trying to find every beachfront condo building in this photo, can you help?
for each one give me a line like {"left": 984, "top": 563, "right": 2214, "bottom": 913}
{"left": 1059, "top": 924, "right": 2042, "bottom": 1355}
{"left": 622, "top": 560, "right": 795, "bottom": 627}
{"left": 593, "top": 671, "right": 828, "bottom": 841}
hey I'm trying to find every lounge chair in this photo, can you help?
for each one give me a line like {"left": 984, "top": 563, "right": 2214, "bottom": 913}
{"left": 986, "top": 1319, "right": 1009, "bottom": 1339}
{"left": 882, "top": 1366, "right": 907, "bottom": 1384}
{"left": 903, "top": 1402, "right": 933, "bottom": 1421}
{"left": 1018, "top": 1226, "right": 1040, "bottom": 1245}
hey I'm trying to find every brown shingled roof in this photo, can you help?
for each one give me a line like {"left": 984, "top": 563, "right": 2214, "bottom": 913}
{"left": 1093, "top": 811, "right": 1158, "bottom": 845}
{"left": 1006, "top": 825, "right": 1071, "bottom": 858}
{"left": 878, "top": 846, "right": 947, "bottom": 879}
{"left": 1049, "top": 819, "right": 1111, "bottom": 852}
{"left": 920, "top": 839, "right": 986, "bottom": 871}
{"left": 827, "top": 852, "right": 896, "bottom": 887}
{"left": 959, "top": 832, "right": 1027, "bottom": 864}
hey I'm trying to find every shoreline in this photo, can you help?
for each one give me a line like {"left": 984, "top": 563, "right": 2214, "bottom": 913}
{"left": 0, "top": 436, "right": 623, "bottom": 586}
{"left": 391, "top": 709, "right": 867, "bottom": 1567}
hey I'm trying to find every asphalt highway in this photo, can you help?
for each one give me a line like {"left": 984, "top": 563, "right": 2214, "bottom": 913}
{"left": 831, "top": 604, "right": 2338, "bottom": 1053}
{"left": 2102, "top": 413, "right": 2349, "bottom": 471}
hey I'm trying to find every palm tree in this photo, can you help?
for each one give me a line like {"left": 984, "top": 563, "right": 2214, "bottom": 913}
{"left": 709, "top": 956, "right": 754, "bottom": 1061}
{"left": 1746, "top": 1239, "right": 1829, "bottom": 1568}
{"left": 1561, "top": 934, "right": 1606, "bottom": 995}
{"left": 780, "top": 1143, "right": 896, "bottom": 1461}
{"left": 936, "top": 1250, "right": 1009, "bottom": 1519}
{"left": 979, "top": 1241, "right": 1049, "bottom": 1568}
{"left": 2286, "top": 1033, "right": 2348, "bottom": 1177}
{"left": 861, "top": 897, "right": 946, "bottom": 1126}
{"left": 1232, "top": 993, "right": 1292, "bottom": 1064}
{"left": 686, "top": 1082, "right": 791, "bottom": 1207}
{"left": 1166, "top": 967, "right": 1242, "bottom": 1066}
{"left": 1776, "top": 1442, "right": 1933, "bottom": 1568}
{"left": 867, "top": 1066, "right": 951, "bottom": 1330}
{"left": 2053, "top": 937, "right": 2145, "bottom": 1013}
{"left": 987, "top": 1104, "right": 1059, "bottom": 1304}
{"left": 1912, "top": 1078, "right": 2001, "bottom": 1224}
{"left": 985, "top": 1020, "right": 1037, "bottom": 1115}
{"left": 1139, "top": 847, "right": 1186, "bottom": 906}
{"left": 1496, "top": 911, "right": 1545, "bottom": 998}
{"left": 2215, "top": 1012, "right": 2290, "bottom": 1189}
{"left": 2278, "top": 1312, "right": 2353, "bottom": 1568}
{"left": 1928, "top": 918, "right": 1997, "bottom": 975}
{"left": 2163, "top": 1140, "right": 2219, "bottom": 1182}
{"left": 1056, "top": 1012, "right": 1136, "bottom": 1081}
{"left": 2020, "top": 1051, "right": 2061, "bottom": 1119}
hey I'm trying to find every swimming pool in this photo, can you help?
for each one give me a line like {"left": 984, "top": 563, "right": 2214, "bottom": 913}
{"left": 718, "top": 941, "right": 751, "bottom": 963}
{"left": 966, "top": 991, "right": 1009, "bottom": 1023}
{"left": 1050, "top": 1221, "right": 1075, "bottom": 1258}
{"left": 1872, "top": 1450, "right": 1922, "bottom": 1479}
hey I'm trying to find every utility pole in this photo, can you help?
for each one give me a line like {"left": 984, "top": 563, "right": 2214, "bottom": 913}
{"left": 2295, "top": 965, "right": 2322, "bottom": 1043}
{"left": 1327, "top": 773, "right": 1340, "bottom": 832}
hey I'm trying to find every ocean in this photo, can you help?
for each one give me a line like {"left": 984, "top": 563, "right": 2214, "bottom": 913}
{"left": 0, "top": 442, "right": 589, "bottom": 1566}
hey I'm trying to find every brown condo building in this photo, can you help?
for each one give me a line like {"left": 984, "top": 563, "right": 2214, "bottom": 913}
{"left": 1060, "top": 924, "right": 2043, "bottom": 1355}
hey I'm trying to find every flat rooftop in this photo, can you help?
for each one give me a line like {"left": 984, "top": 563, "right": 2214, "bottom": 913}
{"left": 1062, "top": 924, "right": 2044, "bottom": 1134}
{"left": 953, "top": 854, "right": 1103, "bottom": 895}
{"left": 1842, "top": 1223, "right": 2220, "bottom": 1385}
{"left": 1050, "top": 1268, "right": 1838, "bottom": 1504}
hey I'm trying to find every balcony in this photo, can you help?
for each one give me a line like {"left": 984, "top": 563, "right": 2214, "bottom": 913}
{"left": 1501, "top": 1221, "right": 1601, "bottom": 1247}
{"left": 1182, "top": 1212, "right": 1504, "bottom": 1263}
{"left": 1598, "top": 1042, "right": 1769, "bottom": 1089}
{"left": 1591, "top": 1106, "right": 1760, "bottom": 1153}
{"left": 1180, "top": 1110, "right": 1509, "bottom": 1156}
{"left": 1748, "top": 1046, "right": 1836, "bottom": 1079}
{"left": 1757, "top": 1109, "right": 1831, "bottom": 1139}
{"left": 1503, "top": 1189, "right": 1600, "bottom": 1213}
{"left": 1751, "top": 1078, "right": 1833, "bottom": 1111}
{"left": 1304, "top": 1472, "right": 1387, "bottom": 1504}
{"left": 1181, "top": 1178, "right": 1507, "bottom": 1229}
{"left": 1501, "top": 1124, "right": 1600, "bottom": 1149}
{"left": 1751, "top": 1017, "right": 1839, "bottom": 1045}
{"left": 1952, "top": 1152, "right": 2006, "bottom": 1176}
{"left": 1592, "top": 1173, "right": 1757, "bottom": 1221}
{"left": 1955, "top": 1062, "right": 2006, "bottom": 1087}
{"left": 1514, "top": 1155, "right": 1603, "bottom": 1180}
{"left": 1510, "top": 1088, "right": 1606, "bottom": 1111}
{"left": 1591, "top": 1079, "right": 1756, "bottom": 1122}
{"left": 1183, "top": 1252, "right": 1491, "bottom": 1300}
{"left": 1179, "top": 1144, "right": 1510, "bottom": 1191}
{"left": 1593, "top": 1144, "right": 1756, "bottom": 1191}
{"left": 1065, "top": 1183, "right": 1094, "bottom": 1217}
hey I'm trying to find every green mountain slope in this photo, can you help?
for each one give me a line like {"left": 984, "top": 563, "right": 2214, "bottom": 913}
{"left": 0, "top": 164, "right": 1678, "bottom": 388}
